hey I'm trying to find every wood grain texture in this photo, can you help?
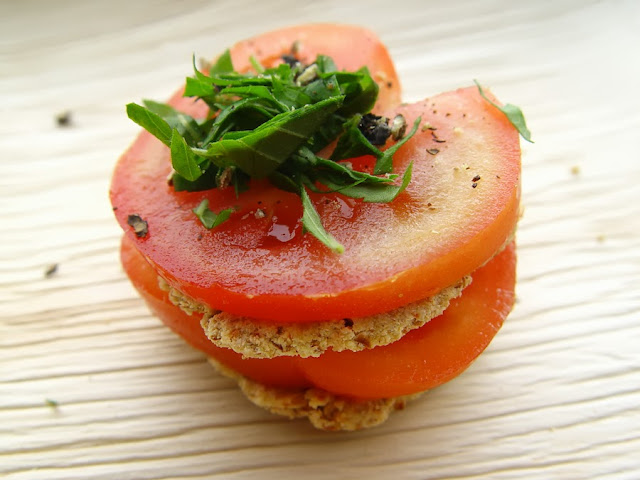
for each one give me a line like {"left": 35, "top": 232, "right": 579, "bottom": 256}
{"left": 1, "top": 0, "right": 639, "bottom": 478}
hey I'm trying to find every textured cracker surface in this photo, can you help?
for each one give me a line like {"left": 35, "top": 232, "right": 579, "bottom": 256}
{"left": 165, "top": 276, "right": 470, "bottom": 359}
{"left": 208, "top": 357, "right": 421, "bottom": 431}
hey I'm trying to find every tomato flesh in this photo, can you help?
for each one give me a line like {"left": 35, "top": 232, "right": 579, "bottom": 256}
{"left": 121, "top": 235, "right": 515, "bottom": 398}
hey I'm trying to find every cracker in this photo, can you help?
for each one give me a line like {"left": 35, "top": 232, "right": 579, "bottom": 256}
{"left": 209, "top": 357, "right": 421, "bottom": 431}
{"left": 164, "top": 276, "right": 470, "bottom": 359}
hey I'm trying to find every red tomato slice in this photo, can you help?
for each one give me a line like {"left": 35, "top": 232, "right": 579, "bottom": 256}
{"left": 121, "top": 234, "right": 515, "bottom": 398}
{"left": 297, "top": 242, "right": 516, "bottom": 399}
{"left": 111, "top": 25, "right": 520, "bottom": 323}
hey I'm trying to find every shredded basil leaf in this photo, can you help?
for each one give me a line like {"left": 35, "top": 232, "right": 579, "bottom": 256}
{"left": 474, "top": 80, "right": 533, "bottom": 143}
{"left": 128, "top": 51, "right": 422, "bottom": 252}
{"left": 300, "top": 186, "right": 344, "bottom": 253}
{"left": 170, "top": 129, "right": 202, "bottom": 181}
{"left": 193, "top": 199, "right": 233, "bottom": 229}
{"left": 126, "top": 103, "right": 173, "bottom": 146}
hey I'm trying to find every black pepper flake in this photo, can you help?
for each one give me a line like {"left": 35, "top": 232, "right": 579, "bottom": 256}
{"left": 127, "top": 214, "right": 148, "bottom": 238}
{"left": 358, "top": 113, "right": 391, "bottom": 145}
{"left": 112, "top": 206, "right": 118, "bottom": 211}
{"left": 445, "top": 112, "right": 451, "bottom": 117}
{"left": 472, "top": 182, "right": 478, "bottom": 189}
{"left": 281, "top": 54, "right": 300, "bottom": 67}
{"left": 55, "top": 111, "right": 72, "bottom": 127}
{"left": 472, "top": 175, "right": 481, "bottom": 182}
{"left": 431, "top": 131, "right": 446, "bottom": 143}
{"left": 387, "top": 81, "right": 393, "bottom": 88}
{"left": 343, "top": 318, "right": 354, "bottom": 328}
{"left": 44, "top": 263, "right": 58, "bottom": 278}
{"left": 426, "top": 148, "right": 439, "bottom": 155}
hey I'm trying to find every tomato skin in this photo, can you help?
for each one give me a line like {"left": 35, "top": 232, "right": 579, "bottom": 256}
{"left": 297, "top": 242, "right": 517, "bottom": 399}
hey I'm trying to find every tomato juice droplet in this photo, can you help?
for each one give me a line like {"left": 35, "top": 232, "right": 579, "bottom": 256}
{"left": 258, "top": 198, "right": 303, "bottom": 249}
{"left": 268, "top": 216, "right": 296, "bottom": 243}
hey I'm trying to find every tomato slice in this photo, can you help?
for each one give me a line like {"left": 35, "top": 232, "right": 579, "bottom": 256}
{"left": 297, "top": 242, "right": 516, "bottom": 399}
{"left": 121, "top": 234, "right": 515, "bottom": 398}
{"left": 120, "top": 235, "right": 309, "bottom": 389}
{"left": 110, "top": 25, "right": 520, "bottom": 323}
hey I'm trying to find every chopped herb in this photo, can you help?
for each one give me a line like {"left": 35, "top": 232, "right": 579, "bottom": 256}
{"left": 193, "top": 199, "right": 233, "bottom": 229}
{"left": 300, "top": 186, "right": 344, "bottom": 253}
{"left": 127, "top": 214, "right": 149, "bottom": 238}
{"left": 128, "top": 52, "right": 419, "bottom": 252}
{"left": 474, "top": 80, "right": 533, "bottom": 143}
{"left": 45, "top": 398, "right": 59, "bottom": 408}
{"left": 431, "top": 131, "right": 446, "bottom": 143}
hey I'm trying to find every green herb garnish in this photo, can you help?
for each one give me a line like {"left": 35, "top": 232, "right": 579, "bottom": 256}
{"left": 127, "top": 51, "right": 419, "bottom": 252}
{"left": 474, "top": 80, "right": 533, "bottom": 143}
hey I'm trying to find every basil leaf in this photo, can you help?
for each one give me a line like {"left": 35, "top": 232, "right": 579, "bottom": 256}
{"left": 210, "top": 49, "right": 234, "bottom": 75}
{"left": 474, "top": 80, "right": 533, "bottom": 143}
{"left": 317, "top": 161, "right": 412, "bottom": 203}
{"left": 300, "top": 186, "right": 344, "bottom": 253}
{"left": 222, "top": 86, "right": 288, "bottom": 111}
{"left": 374, "top": 116, "right": 421, "bottom": 174}
{"left": 170, "top": 129, "right": 202, "bottom": 181}
{"left": 184, "top": 76, "right": 215, "bottom": 97}
{"left": 302, "top": 75, "right": 341, "bottom": 103}
{"left": 249, "top": 55, "right": 265, "bottom": 74}
{"left": 272, "top": 82, "right": 312, "bottom": 109}
{"left": 315, "top": 55, "right": 337, "bottom": 74}
{"left": 314, "top": 156, "right": 393, "bottom": 184}
{"left": 338, "top": 67, "right": 378, "bottom": 117}
{"left": 193, "top": 199, "right": 233, "bottom": 229}
{"left": 268, "top": 171, "right": 299, "bottom": 193}
{"left": 172, "top": 168, "right": 218, "bottom": 192}
{"left": 202, "top": 96, "right": 344, "bottom": 178}
{"left": 201, "top": 98, "right": 276, "bottom": 145}
{"left": 211, "top": 76, "right": 271, "bottom": 87}
{"left": 126, "top": 103, "right": 173, "bottom": 146}
{"left": 142, "top": 100, "right": 202, "bottom": 146}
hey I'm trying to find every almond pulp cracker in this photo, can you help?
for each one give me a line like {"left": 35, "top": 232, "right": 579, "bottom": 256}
{"left": 209, "top": 357, "right": 422, "bottom": 431}
{"left": 160, "top": 276, "right": 471, "bottom": 359}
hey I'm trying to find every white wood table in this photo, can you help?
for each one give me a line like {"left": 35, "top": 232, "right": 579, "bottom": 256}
{"left": 2, "top": 1, "right": 639, "bottom": 478}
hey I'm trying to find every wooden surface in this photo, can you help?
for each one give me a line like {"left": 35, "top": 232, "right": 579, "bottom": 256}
{"left": 2, "top": 1, "right": 639, "bottom": 478}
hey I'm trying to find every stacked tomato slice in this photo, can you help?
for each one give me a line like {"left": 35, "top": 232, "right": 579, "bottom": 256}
{"left": 111, "top": 24, "right": 520, "bottom": 399}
